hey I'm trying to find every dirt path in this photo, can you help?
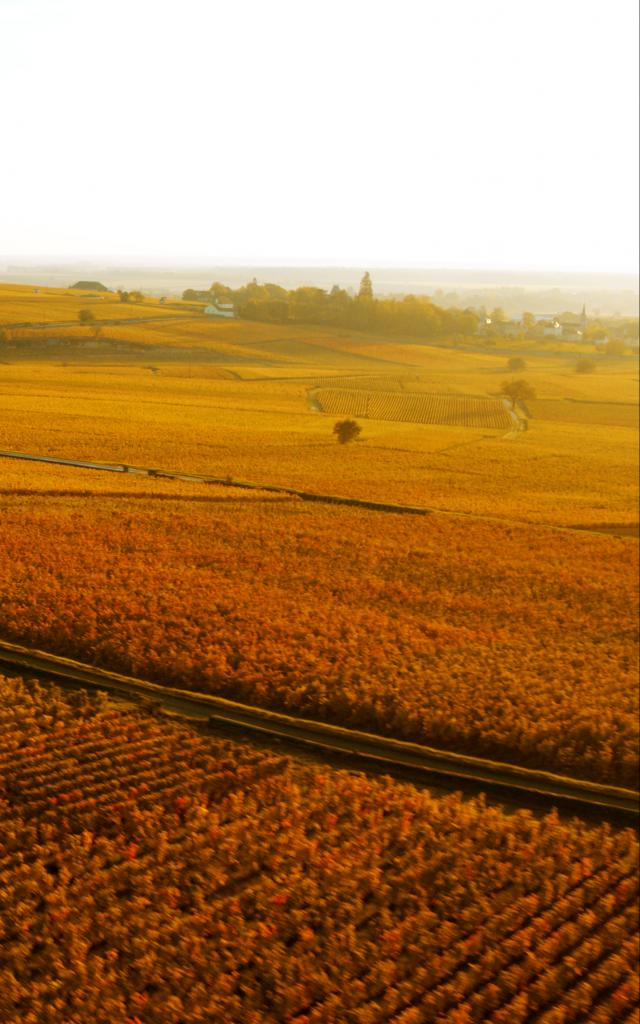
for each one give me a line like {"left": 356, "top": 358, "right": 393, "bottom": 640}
{"left": 306, "top": 387, "right": 323, "bottom": 411}
{"left": 0, "top": 639, "right": 636, "bottom": 825}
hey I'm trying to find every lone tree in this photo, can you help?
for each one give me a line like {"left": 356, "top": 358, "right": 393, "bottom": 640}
{"left": 500, "top": 379, "right": 536, "bottom": 409}
{"left": 333, "top": 419, "right": 362, "bottom": 444}
{"left": 507, "top": 356, "right": 527, "bottom": 371}
{"left": 358, "top": 272, "right": 373, "bottom": 301}
{"left": 78, "top": 309, "right": 94, "bottom": 324}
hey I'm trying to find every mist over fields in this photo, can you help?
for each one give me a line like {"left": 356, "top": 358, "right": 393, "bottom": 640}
{"left": 1, "top": 261, "right": 638, "bottom": 316}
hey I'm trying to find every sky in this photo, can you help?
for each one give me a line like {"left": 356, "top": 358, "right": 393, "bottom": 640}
{"left": 1, "top": 0, "right": 638, "bottom": 273}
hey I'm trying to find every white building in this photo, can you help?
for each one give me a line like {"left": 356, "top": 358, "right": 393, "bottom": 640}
{"left": 204, "top": 301, "right": 235, "bottom": 319}
{"left": 542, "top": 320, "right": 562, "bottom": 338}
{"left": 532, "top": 307, "right": 587, "bottom": 341}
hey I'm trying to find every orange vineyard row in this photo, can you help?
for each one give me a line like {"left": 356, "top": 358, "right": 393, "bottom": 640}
{"left": 0, "top": 488, "right": 637, "bottom": 786}
{"left": 0, "top": 677, "right": 638, "bottom": 1024}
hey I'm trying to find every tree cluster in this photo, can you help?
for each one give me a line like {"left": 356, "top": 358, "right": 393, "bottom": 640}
{"left": 184, "top": 275, "right": 479, "bottom": 340}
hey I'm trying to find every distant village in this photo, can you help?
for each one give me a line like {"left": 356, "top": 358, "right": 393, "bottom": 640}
{"left": 51, "top": 280, "right": 635, "bottom": 351}
{"left": 479, "top": 307, "right": 591, "bottom": 342}
{"left": 178, "top": 290, "right": 624, "bottom": 348}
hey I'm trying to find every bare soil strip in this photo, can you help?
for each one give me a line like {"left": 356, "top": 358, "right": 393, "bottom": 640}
{"left": 0, "top": 640, "right": 637, "bottom": 824}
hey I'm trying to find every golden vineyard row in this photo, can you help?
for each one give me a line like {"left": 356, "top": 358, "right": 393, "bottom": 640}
{"left": 314, "top": 389, "right": 514, "bottom": 429}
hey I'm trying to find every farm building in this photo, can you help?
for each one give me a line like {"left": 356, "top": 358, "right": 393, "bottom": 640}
{"left": 477, "top": 317, "right": 521, "bottom": 336}
{"left": 533, "top": 307, "right": 587, "bottom": 340}
{"left": 533, "top": 314, "right": 562, "bottom": 338}
{"left": 204, "top": 301, "right": 235, "bottom": 319}
{"left": 491, "top": 320, "right": 522, "bottom": 337}
{"left": 69, "top": 280, "right": 110, "bottom": 292}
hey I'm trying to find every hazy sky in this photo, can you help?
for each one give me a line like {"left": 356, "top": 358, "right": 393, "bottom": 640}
{"left": 1, "top": 0, "right": 638, "bottom": 272}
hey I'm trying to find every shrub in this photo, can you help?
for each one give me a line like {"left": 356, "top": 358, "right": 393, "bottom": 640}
{"left": 507, "top": 357, "right": 527, "bottom": 372}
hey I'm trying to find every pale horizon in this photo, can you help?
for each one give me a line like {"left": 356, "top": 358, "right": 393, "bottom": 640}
{"left": 1, "top": 0, "right": 638, "bottom": 274}
{"left": 2, "top": 254, "right": 639, "bottom": 278}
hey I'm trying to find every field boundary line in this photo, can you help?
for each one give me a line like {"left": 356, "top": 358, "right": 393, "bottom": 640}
{"left": 0, "top": 639, "right": 637, "bottom": 821}
{"left": 0, "top": 448, "right": 432, "bottom": 515}
{"left": 1, "top": 314, "right": 205, "bottom": 330}
{"left": 0, "top": 447, "right": 636, "bottom": 537}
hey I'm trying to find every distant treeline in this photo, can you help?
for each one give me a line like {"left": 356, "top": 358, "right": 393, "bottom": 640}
{"left": 183, "top": 275, "right": 479, "bottom": 339}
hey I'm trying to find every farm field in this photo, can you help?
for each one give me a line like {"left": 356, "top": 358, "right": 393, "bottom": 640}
{"left": 99, "top": 317, "right": 414, "bottom": 362}
{"left": 527, "top": 399, "right": 639, "bottom": 429}
{"left": 88, "top": 317, "right": 601, "bottom": 367}
{"left": 0, "top": 358, "right": 637, "bottom": 528}
{"left": 313, "top": 389, "right": 514, "bottom": 429}
{"left": 1, "top": 676, "right": 638, "bottom": 1024}
{"left": 0, "top": 283, "right": 195, "bottom": 325}
{"left": 1, "top": 300, "right": 638, "bottom": 784}
{"left": 0, "top": 459, "right": 637, "bottom": 786}
{"left": 4, "top": 0, "right": 639, "bottom": 1016}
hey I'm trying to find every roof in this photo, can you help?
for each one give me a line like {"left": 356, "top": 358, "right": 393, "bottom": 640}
{"left": 69, "top": 280, "right": 110, "bottom": 292}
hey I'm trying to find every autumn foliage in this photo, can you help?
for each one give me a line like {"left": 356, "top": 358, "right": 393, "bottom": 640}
{"left": 0, "top": 677, "right": 637, "bottom": 1024}
{"left": 1, "top": 357, "right": 637, "bottom": 529}
{"left": 0, "top": 486, "right": 637, "bottom": 786}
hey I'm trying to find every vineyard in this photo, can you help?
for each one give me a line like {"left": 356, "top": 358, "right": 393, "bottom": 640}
{"left": 314, "top": 389, "right": 515, "bottom": 429}
{"left": 1, "top": 283, "right": 638, "bottom": 1024}
{"left": 0, "top": 284, "right": 193, "bottom": 326}
{"left": 527, "top": 400, "right": 640, "bottom": 429}
{"left": 309, "top": 376, "right": 415, "bottom": 391}
{"left": 0, "top": 481, "right": 637, "bottom": 787}
{"left": 1, "top": 362, "right": 637, "bottom": 528}
{"left": 0, "top": 676, "right": 637, "bottom": 1024}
